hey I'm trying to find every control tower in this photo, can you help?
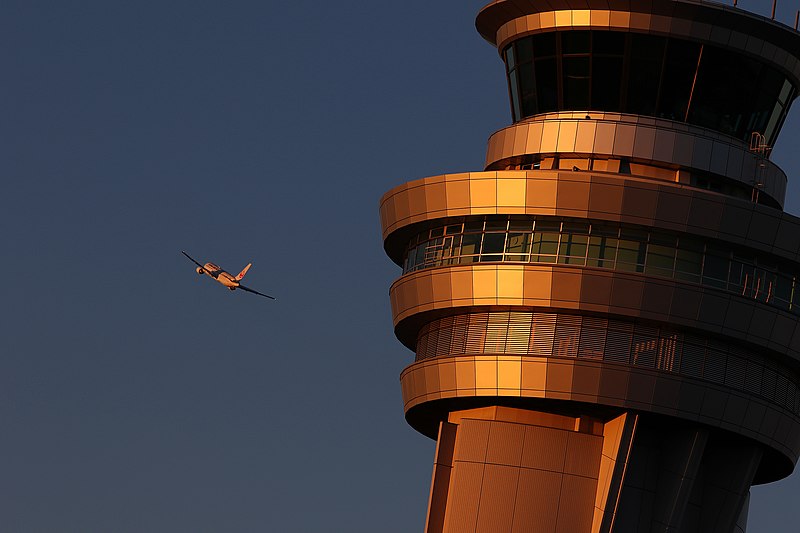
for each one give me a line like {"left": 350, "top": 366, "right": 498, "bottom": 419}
{"left": 379, "top": 1, "right": 800, "bottom": 532}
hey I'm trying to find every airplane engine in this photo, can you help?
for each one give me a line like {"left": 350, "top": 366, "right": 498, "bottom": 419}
{"left": 196, "top": 267, "right": 204, "bottom": 275}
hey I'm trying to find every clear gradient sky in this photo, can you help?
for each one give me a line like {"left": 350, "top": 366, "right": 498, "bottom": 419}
{"left": 2, "top": 1, "right": 800, "bottom": 532}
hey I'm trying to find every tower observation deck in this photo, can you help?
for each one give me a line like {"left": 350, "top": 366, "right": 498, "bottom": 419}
{"left": 379, "top": 1, "right": 800, "bottom": 532}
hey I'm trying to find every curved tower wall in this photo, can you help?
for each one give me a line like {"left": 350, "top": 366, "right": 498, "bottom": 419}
{"left": 380, "top": 1, "right": 800, "bottom": 532}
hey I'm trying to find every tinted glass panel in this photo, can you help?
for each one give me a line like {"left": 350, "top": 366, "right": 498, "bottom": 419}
{"left": 592, "top": 56, "right": 623, "bottom": 111}
{"left": 504, "top": 31, "right": 796, "bottom": 142}
{"left": 532, "top": 32, "right": 556, "bottom": 57}
{"left": 505, "top": 46, "right": 516, "bottom": 70}
{"left": 536, "top": 58, "right": 558, "bottom": 113}
{"left": 482, "top": 233, "right": 506, "bottom": 254}
{"left": 517, "top": 37, "right": 534, "bottom": 63}
{"left": 563, "top": 31, "right": 590, "bottom": 54}
{"left": 627, "top": 34, "right": 664, "bottom": 116}
{"left": 593, "top": 32, "right": 625, "bottom": 55}
{"left": 563, "top": 56, "right": 591, "bottom": 109}
{"left": 657, "top": 40, "right": 701, "bottom": 120}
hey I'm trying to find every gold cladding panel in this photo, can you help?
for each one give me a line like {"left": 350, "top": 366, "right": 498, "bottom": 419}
{"left": 472, "top": 267, "right": 497, "bottom": 303}
{"left": 389, "top": 264, "right": 800, "bottom": 361}
{"left": 572, "top": 10, "right": 591, "bottom": 27}
{"left": 400, "top": 356, "right": 800, "bottom": 473}
{"left": 380, "top": 172, "right": 793, "bottom": 268}
{"left": 445, "top": 177, "right": 470, "bottom": 211}
{"left": 540, "top": 121, "right": 560, "bottom": 153}
{"left": 469, "top": 178, "right": 497, "bottom": 213}
{"left": 498, "top": 358, "right": 522, "bottom": 394}
{"left": 497, "top": 178, "right": 526, "bottom": 209}
{"left": 480, "top": 117, "right": 787, "bottom": 204}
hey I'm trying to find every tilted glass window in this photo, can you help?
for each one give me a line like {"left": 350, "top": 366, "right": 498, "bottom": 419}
{"left": 502, "top": 30, "right": 797, "bottom": 145}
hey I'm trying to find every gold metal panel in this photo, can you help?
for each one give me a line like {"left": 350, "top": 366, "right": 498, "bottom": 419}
{"left": 495, "top": 127, "right": 512, "bottom": 160}
{"left": 439, "top": 361, "right": 457, "bottom": 392}
{"left": 475, "top": 357, "right": 498, "bottom": 391}
{"left": 416, "top": 272, "right": 435, "bottom": 309}
{"left": 590, "top": 10, "right": 610, "bottom": 27}
{"left": 472, "top": 267, "right": 497, "bottom": 301}
{"left": 441, "top": 462, "right": 483, "bottom": 533}
{"left": 513, "top": 469, "right": 561, "bottom": 532}
{"left": 455, "top": 358, "right": 476, "bottom": 391}
{"left": 496, "top": 177, "right": 526, "bottom": 209}
{"left": 552, "top": 270, "right": 583, "bottom": 304}
{"left": 572, "top": 10, "right": 591, "bottom": 27}
{"left": 409, "top": 367, "right": 425, "bottom": 403}
{"left": 556, "top": 478, "right": 601, "bottom": 530}
{"left": 431, "top": 271, "right": 452, "bottom": 305}
{"left": 593, "top": 122, "right": 616, "bottom": 154}
{"left": 572, "top": 364, "right": 602, "bottom": 399}
{"left": 632, "top": 126, "right": 657, "bottom": 161}
{"left": 556, "top": 120, "right": 578, "bottom": 152}
{"left": 555, "top": 10, "right": 571, "bottom": 28}
{"left": 539, "top": 10, "right": 556, "bottom": 29}
{"left": 495, "top": 19, "right": 509, "bottom": 45}
{"left": 450, "top": 269, "right": 474, "bottom": 302}
{"left": 575, "top": 121, "right": 597, "bottom": 153}
{"left": 408, "top": 183, "right": 428, "bottom": 216}
{"left": 497, "top": 358, "right": 522, "bottom": 393}
{"left": 541, "top": 121, "right": 561, "bottom": 153}
{"left": 629, "top": 12, "right": 651, "bottom": 32}
{"left": 392, "top": 188, "right": 411, "bottom": 227}
{"left": 669, "top": 16, "right": 692, "bottom": 36}
{"left": 526, "top": 177, "right": 558, "bottom": 211}
{"left": 650, "top": 14, "right": 672, "bottom": 34}
{"left": 556, "top": 178, "right": 590, "bottom": 212}
{"left": 475, "top": 464, "right": 518, "bottom": 533}
{"left": 469, "top": 178, "right": 497, "bottom": 211}
{"left": 444, "top": 177, "right": 471, "bottom": 212}
{"left": 400, "top": 357, "right": 800, "bottom": 470}
{"left": 497, "top": 268, "right": 524, "bottom": 300}
{"left": 523, "top": 269, "right": 553, "bottom": 300}
{"left": 608, "top": 11, "right": 630, "bottom": 28}
{"left": 521, "top": 359, "right": 547, "bottom": 391}
{"left": 512, "top": 124, "right": 528, "bottom": 156}
{"left": 524, "top": 121, "right": 544, "bottom": 155}
{"left": 612, "top": 123, "right": 636, "bottom": 157}
{"left": 393, "top": 279, "right": 410, "bottom": 317}
{"left": 525, "top": 13, "right": 541, "bottom": 33}
{"left": 482, "top": 119, "right": 787, "bottom": 205}
{"left": 546, "top": 361, "right": 575, "bottom": 393}
{"left": 391, "top": 262, "right": 800, "bottom": 363}
{"left": 486, "top": 420, "right": 526, "bottom": 467}
{"left": 424, "top": 181, "right": 447, "bottom": 214}
{"left": 652, "top": 129, "right": 677, "bottom": 163}
{"left": 425, "top": 364, "right": 441, "bottom": 397}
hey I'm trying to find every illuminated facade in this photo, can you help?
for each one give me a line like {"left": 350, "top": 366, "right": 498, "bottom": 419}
{"left": 380, "top": 1, "right": 800, "bottom": 532}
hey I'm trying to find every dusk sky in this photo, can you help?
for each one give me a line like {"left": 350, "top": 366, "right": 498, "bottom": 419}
{"left": 3, "top": 1, "right": 800, "bottom": 531}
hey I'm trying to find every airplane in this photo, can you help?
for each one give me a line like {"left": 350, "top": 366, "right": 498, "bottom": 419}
{"left": 181, "top": 251, "right": 275, "bottom": 300}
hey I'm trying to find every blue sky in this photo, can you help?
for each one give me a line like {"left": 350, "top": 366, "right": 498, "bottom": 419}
{"left": 1, "top": 1, "right": 799, "bottom": 531}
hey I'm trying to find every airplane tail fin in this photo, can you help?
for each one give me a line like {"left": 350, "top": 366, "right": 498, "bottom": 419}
{"left": 236, "top": 263, "right": 252, "bottom": 281}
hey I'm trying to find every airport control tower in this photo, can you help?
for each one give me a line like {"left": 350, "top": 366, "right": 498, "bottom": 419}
{"left": 379, "top": 1, "right": 800, "bottom": 532}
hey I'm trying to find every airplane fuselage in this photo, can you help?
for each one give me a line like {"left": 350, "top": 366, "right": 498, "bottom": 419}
{"left": 197, "top": 263, "right": 240, "bottom": 289}
{"left": 183, "top": 251, "right": 271, "bottom": 299}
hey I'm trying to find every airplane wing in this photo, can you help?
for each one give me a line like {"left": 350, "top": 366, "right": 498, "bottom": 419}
{"left": 238, "top": 284, "right": 276, "bottom": 300}
{"left": 182, "top": 251, "right": 206, "bottom": 270}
